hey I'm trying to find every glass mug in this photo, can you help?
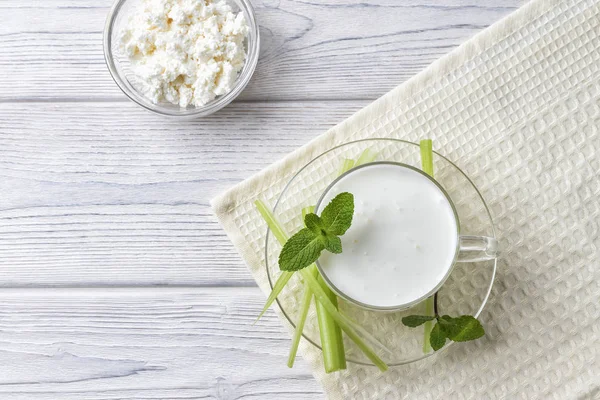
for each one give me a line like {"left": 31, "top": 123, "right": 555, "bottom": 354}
{"left": 314, "top": 161, "right": 498, "bottom": 312}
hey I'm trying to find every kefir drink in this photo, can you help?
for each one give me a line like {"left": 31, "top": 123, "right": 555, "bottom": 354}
{"left": 316, "top": 162, "right": 458, "bottom": 309}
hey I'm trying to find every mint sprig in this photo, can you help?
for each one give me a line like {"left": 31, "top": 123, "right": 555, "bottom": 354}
{"left": 278, "top": 192, "right": 354, "bottom": 272}
{"left": 304, "top": 214, "right": 342, "bottom": 253}
{"left": 402, "top": 298, "right": 485, "bottom": 351}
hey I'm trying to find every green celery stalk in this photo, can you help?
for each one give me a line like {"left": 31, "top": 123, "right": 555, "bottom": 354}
{"left": 420, "top": 139, "right": 434, "bottom": 176}
{"left": 301, "top": 206, "right": 315, "bottom": 218}
{"left": 254, "top": 204, "right": 316, "bottom": 325}
{"left": 255, "top": 199, "right": 387, "bottom": 372}
{"left": 255, "top": 271, "right": 294, "bottom": 323}
{"left": 255, "top": 199, "right": 289, "bottom": 244}
{"left": 254, "top": 200, "right": 295, "bottom": 322}
{"left": 258, "top": 150, "right": 382, "bottom": 369}
{"left": 355, "top": 148, "right": 378, "bottom": 166}
{"left": 303, "top": 204, "right": 347, "bottom": 371}
{"left": 300, "top": 268, "right": 388, "bottom": 372}
{"left": 419, "top": 139, "right": 435, "bottom": 353}
{"left": 311, "top": 155, "right": 365, "bottom": 372}
{"left": 287, "top": 265, "right": 317, "bottom": 367}
{"left": 316, "top": 274, "right": 347, "bottom": 372}
{"left": 294, "top": 205, "right": 346, "bottom": 371}
{"left": 338, "top": 158, "right": 355, "bottom": 175}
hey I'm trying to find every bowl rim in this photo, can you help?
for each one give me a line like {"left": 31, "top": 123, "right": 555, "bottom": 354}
{"left": 313, "top": 160, "right": 463, "bottom": 313}
{"left": 264, "top": 138, "right": 497, "bottom": 366}
{"left": 102, "top": 0, "right": 260, "bottom": 117}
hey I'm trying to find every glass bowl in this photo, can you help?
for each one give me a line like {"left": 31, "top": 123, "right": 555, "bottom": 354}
{"left": 264, "top": 139, "right": 497, "bottom": 366}
{"left": 103, "top": 0, "right": 260, "bottom": 118}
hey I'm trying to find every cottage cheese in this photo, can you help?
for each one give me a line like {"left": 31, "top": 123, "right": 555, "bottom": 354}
{"left": 120, "top": 0, "right": 249, "bottom": 107}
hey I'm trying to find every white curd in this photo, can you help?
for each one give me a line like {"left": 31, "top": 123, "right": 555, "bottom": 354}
{"left": 120, "top": 0, "right": 248, "bottom": 107}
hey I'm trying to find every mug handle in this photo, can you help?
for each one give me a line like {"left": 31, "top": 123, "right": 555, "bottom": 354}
{"left": 456, "top": 235, "right": 498, "bottom": 262}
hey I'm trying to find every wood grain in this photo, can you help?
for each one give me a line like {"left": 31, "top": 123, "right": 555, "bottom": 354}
{"left": 0, "top": 100, "right": 371, "bottom": 287}
{"left": 0, "top": 1, "right": 523, "bottom": 397}
{"left": 0, "top": 287, "right": 323, "bottom": 399}
{"left": 0, "top": 0, "right": 520, "bottom": 102}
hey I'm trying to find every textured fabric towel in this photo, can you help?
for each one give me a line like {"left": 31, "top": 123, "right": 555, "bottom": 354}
{"left": 212, "top": 0, "right": 600, "bottom": 398}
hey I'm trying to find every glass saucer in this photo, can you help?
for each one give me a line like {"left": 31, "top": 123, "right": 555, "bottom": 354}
{"left": 264, "top": 139, "right": 496, "bottom": 366}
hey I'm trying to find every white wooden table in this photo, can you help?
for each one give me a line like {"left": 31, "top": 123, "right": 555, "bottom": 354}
{"left": 1, "top": 1, "right": 520, "bottom": 398}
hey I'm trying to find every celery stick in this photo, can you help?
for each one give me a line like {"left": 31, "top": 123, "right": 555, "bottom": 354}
{"left": 255, "top": 271, "right": 294, "bottom": 323}
{"left": 338, "top": 158, "right": 355, "bottom": 175}
{"left": 296, "top": 203, "right": 348, "bottom": 370}
{"left": 287, "top": 265, "right": 317, "bottom": 368}
{"left": 419, "top": 139, "right": 435, "bottom": 353}
{"left": 255, "top": 199, "right": 387, "bottom": 372}
{"left": 420, "top": 139, "right": 434, "bottom": 176}
{"left": 255, "top": 199, "right": 289, "bottom": 244}
{"left": 355, "top": 148, "right": 377, "bottom": 166}
{"left": 304, "top": 203, "right": 347, "bottom": 371}
{"left": 254, "top": 201, "right": 319, "bottom": 328}
{"left": 316, "top": 274, "right": 346, "bottom": 372}
{"left": 293, "top": 151, "right": 373, "bottom": 370}
{"left": 300, "top": 268, "right": 388, "bottom": 372}
{"left": 254, "top": 200, "right": 295, "bottom": 323}
{"left": 301, "top": 206, "right": 315, "bottom": 218}
{"left": 312, "top": 156, "right": 362, "bottom": 372}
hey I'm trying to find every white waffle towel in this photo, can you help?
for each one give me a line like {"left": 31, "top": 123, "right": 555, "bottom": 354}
{"left": 212, "top": 0, "right": 600, "bottom": 397}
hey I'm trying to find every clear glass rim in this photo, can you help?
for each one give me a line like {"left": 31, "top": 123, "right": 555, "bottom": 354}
{"left": 265, "top": 138, "right": 497, "bottom": 366}
{"left": 313, "top": 161, "right": 462, "bottom": 312}
{"left": 102, "top": 0, "right": 260, "bottom": 118}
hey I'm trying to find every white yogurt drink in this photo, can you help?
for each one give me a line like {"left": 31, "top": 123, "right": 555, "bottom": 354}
{"left": 316, "top": 162, "right": 459, "bottom": 309}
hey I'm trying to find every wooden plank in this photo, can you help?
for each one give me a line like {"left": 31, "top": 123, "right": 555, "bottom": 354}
{"left": 0, "top": 100, "right": 369, "bottom": 286}
{"left": 0, "top": 0, "right": 520, "bottom": 101}
{"left": 0, "top": 287, "right": 323, "bottom": 399}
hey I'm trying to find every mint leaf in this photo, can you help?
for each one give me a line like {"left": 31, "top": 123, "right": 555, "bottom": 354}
{"left": 402, "top": 315, "right": 436, "bottom": 327}
{"left": 304, "top": 213, "right": 326, "bottom": 236}
{"left": 321, "top": 192, "right": 354, "bottom": 235}
{"left": 439, "top": 315, "right": 485, "bottom": 342}
{"left": 429, "top": 322, "right": 446, "bottom": 351}
{"left": 322, "top": 234, "right": 342, "bottom": 254}
{"left": 277, "top": 192, "right": 354, "bottom": 272}
{"left": 278, "top": 228, "right": 325, "bottom": 271}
